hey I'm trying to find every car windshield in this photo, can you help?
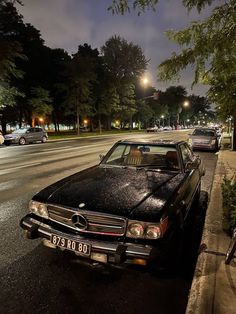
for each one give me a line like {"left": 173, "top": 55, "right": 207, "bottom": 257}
{"left": 12, "top": 128, "right": 28, "bottom": 134}
{"left": 192, "top": 129, "right": 215, "bottom": 137}
{"left": 102, "top": 143, "right": 180, "bottom": 171}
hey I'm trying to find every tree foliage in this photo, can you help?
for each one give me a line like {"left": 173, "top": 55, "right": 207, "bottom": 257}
{"left": 108, "top": 0, "right": 215, "bottom": 14}
{"left": 102, "top": 35, "right": 148, "bottom": 86}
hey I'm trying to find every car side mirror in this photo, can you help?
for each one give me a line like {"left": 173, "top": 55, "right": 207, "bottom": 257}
{"left": 185, "top": 161, "right": 196, "bottom": 172}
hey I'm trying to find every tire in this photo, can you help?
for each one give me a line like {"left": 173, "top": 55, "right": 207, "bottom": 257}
{"left": 214, "top": 142, "right": 219, "bottom": 152}
{"left": 19, "top": 137, "right": 26, "bottom": 145}
{"left": 42, "top": 136, "right": 47, "bottom": 143}
{"left": 193, "top": 183, "right": 201, "bottom": 206}
{"left": 4, "top": 141, "right": 11, "bottom": 146}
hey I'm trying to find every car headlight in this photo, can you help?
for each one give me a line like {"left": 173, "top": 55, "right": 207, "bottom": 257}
{"left": 146, "top": 225, "right": 162, "bottom": 239}
{"left": 126, "top": 220, "right": 163, "bottom": 239}
{"left": 127, "top": 223, "right": 144, "bottom": 238}
{"left": 29, "top": 200, "right": 48, "bottom": 219}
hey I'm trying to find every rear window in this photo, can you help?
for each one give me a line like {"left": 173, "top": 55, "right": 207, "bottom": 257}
{"left": 193, "top": 129, "right": 215, "bottom": 137}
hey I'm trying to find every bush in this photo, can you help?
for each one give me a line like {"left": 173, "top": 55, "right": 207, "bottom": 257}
{"left": 222, "top": 174, "right": 236, "bottom": 234}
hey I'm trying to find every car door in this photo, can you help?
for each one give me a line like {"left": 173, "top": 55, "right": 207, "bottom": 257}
{"left": 179, "top": 143, "right": 200, "bottom": 218}
{"left": 25, "top": 127, "right": 35, "bottom": 142}
{"left": 34, "top": 128, "right": 43, "bottom": 141}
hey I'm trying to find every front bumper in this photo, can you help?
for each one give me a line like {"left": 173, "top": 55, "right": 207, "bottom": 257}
{"left": 20, "top": 215, "right": 154, "bottom": 265}
{"left": 4, "top": 138, "right": 19, "bottom": 144}
{"left": 191, "top": 143, "right": 216, "bottom": 151}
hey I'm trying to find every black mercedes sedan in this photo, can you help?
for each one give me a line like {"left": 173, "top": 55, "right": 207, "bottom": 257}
{"left": 20, "top": 139, "right": 205, "bottom": 270}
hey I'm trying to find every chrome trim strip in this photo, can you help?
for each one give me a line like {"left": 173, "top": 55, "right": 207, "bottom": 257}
{"left": 21, "top": 216, "right": 152, "bottom": 258}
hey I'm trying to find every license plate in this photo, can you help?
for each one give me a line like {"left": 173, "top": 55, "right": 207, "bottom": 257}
{"left": 50, "top": 234, "right": 91, "bottom": 256}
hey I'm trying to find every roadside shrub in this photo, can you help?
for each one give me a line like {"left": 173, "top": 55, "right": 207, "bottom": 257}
{"left": 222, "top": 174, "right": 236, "bottom": 234}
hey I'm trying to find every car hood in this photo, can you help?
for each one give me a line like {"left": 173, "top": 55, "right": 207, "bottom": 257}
{"left": 4, "top": 133, "right": 20, "bottom": 139}
{"left": 34, "top": 166, "right": 184, "bottom": 219}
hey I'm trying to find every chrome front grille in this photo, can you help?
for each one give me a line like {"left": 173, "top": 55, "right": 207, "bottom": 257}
{"left": 48, "top": 204, "right": 126, "bottom": 236}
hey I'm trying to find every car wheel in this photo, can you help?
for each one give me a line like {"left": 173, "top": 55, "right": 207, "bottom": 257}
{"left": 42, "top": 136, "right": 47, "bottom": 143}
{"left": 4, "top": 141, "right": 11, "bottom": 146}
{"left": 214, "top": 143, "right": 219, "bottom": 152}
{"left": 193, "top": 183, "right": 201, "bottom": 206}
{"left": 19, "top": 137, "right": 26, "bottom": 145}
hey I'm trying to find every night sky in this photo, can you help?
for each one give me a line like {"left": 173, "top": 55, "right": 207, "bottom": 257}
{"left": 16, "top": 0, "right": 222, "bottom": 95}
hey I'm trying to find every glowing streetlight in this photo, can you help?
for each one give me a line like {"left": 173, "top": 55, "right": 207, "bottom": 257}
{"left": 183, "top": 101, "right": 189, "bottom": 108}
{"left": 141, "top": 77, "right": 149, "bottom": 86}
{"left": 39, "top": 117, "right": 44, "bottom": 123}
{"left": 84, "top": 119, "right": 88, "bottom": 125}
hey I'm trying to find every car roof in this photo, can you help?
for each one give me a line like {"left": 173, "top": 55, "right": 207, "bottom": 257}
{"left": 117, "top": 139, "right": 185, "bottom": 146}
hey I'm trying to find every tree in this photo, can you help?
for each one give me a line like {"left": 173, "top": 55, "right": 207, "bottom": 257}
{"left": 109, "top": 0, "right": 236, "bottom": 149}
{"left": 0, "top": 1, "right": 25, "bottom": 131}
{"left": 101, "top": 36, "right": 148, "bottom": 128}
{"left": 158, "top": 86, "right": 187, "bottom": 126}
{"left": 119, "top": 83, "right": 136, "bottom": 128}
{"left": 65, "top": 44, "right": 99, "bottom": 135}
{"left": 102, "top": 36, "right": 148, "bottom": 87}
{"left": 134, "top": 99, "right": 154, "bottom": 129}
{"left": 157, "top": 1, "right": 236, "bottom": 149}
{"left": 43, "top": 48, "right": 71, "bottom": 132}
{"left": 27, "top": 87, "right": 52, "bottom": 127}
{"left": 108, "top": 0, "right": 158, "bottom": 15}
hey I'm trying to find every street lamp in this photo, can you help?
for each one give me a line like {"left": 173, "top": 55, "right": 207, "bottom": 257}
{"left": 141, "top": 77, "right": 149, "bottom": 86}
{"left": 183, "top": 101, "right": 189, "bottom": 108}
{"left": 161, "top": 115, "right": 165, "bottom": 127}
{"left": 39, "top": 117, "right": 44, "bottom": 126}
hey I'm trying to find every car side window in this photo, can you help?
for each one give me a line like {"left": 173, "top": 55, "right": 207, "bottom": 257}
{"left": 35, "top": 128, "right": 41, "bottom": 132}
{"left": 28, "top": 128, "right": 35, "bottom": 133}
{"left": 180, "top": 144, "right": 193, "bottom": 165}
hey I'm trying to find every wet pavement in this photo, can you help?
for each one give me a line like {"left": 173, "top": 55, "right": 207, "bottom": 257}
{"left": 0, "top": 131, "right": 217, "bottom": 314}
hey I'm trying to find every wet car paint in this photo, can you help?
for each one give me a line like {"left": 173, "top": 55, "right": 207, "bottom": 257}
{"left": 33, "top": 166, "right": 182, "bottom": 220}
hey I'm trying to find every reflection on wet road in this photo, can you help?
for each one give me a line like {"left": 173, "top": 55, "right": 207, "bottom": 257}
{"left": 0, "top": 130, "right": 218, "bottom": 314}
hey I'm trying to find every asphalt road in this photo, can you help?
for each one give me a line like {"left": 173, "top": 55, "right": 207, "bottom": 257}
{"left": 0, "top": 130, "right": 217, "bottom": 314}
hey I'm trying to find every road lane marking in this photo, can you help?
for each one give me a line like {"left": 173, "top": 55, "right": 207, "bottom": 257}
{"left": 0, "top": 162, "right": 42, "bottom": 175}
{"left": 41, "top": 146, "right": 74, "bottom": 152}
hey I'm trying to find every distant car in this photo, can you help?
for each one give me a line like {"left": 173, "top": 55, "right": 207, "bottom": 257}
{"left": 163, "top": 126, "right": 172, "bottom": 131}
{"left": 0, "top": 131, "right": 4, "bottom": 145}
{"left": 20, "top": 139, "right": 205, "bottom": 271}
{"left": 146, "top": 126, "right": 159, "bottom": 133}
{"left": 188, "top": 128, "right": 221, "bottom": 151}
{"left": 4, "top": 127, "right": 48, "bottom": 146}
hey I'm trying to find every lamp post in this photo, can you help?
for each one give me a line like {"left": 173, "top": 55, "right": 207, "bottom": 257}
{"left": 161, "top": 115, "right": 165, "bottom": 127}
{"left": 183, "top": 101, "right": 189, "bottom": 126}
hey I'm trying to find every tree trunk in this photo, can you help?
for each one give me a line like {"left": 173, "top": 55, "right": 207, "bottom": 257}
{"left": 232, "top": 113, "right": 236, "bottom": 151}
{"left": 129, "top": 115, "right": 133, "bottom": 130}
{"left": 77, "top": 104, "right": 80, "bottom": 136}
{"left": 98, "top": 114, "right": 102, "bottom": 134}
{"left": 0, "top": 115, "right": 7, "bottom": 135}
{"left": 107, "top": 116, "right": 111, "bottom": 130}
{"left": 19, "top": 105, "right": 23, "bottom": 128}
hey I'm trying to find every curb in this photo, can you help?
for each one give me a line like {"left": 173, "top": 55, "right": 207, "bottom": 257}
{"left": 186, "top": 151, "right": 226, "bottom": 313}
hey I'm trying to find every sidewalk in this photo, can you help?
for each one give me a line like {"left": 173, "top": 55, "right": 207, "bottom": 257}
{"left": 186, "top": 148, "right": 236, "bottom": 313}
